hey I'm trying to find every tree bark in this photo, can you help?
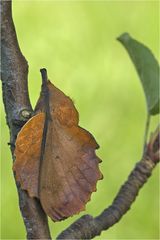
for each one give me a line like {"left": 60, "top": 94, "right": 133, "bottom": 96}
{"left": 1, "top": 1, "right": 51, "bottom": 239}
{"left": 1, "top": 1, "right": 159, "bottom": 240}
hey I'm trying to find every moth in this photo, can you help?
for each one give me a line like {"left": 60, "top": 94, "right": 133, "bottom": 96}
{"left": 13, "top": 69, "right": 102, "bottom": 221}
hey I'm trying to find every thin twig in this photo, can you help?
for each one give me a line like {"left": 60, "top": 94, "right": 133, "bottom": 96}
{"left": 143, "top": 113, "right": 151, "bottom": 154}
{"left": 1, "top": 2, "right": 159, "bottom": 240}
{"left": 1, "top": 1, "right": 51, "bottom": 239}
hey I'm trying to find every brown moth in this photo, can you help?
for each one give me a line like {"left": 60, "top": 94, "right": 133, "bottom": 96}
{"left": 13, "top": 69, "right": 102, "bottom": 221}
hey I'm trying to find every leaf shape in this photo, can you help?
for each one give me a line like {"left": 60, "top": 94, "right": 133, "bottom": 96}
{"left": 13, "top": 113, "right": 45, "bottom": 198}
{"left": 117, "top": 33, "right": 159, "bottom": 115}
{"left": 14, "top": 80, "right": 102, "bottom": 222}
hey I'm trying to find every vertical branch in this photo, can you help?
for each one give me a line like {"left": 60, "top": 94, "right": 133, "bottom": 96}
{"left": 1, "top": 1, "right": 51, "bottom": 239}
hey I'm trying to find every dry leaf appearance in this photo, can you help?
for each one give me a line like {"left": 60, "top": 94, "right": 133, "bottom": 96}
{"left": 14, "top": 80, "right": 102, "bottom": 221}
{"left": 14, "top": 113, "right": 45, "bottom": 197}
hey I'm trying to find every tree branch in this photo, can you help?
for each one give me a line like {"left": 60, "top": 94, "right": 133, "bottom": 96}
{"left": 1, "top": 1, "right": 51, "bottom": 239}
{"left": 57, "top": 127, "right": 159, "bottom": 239}
{"left": 1, "top": 1, "right": 159, "bottom": 239}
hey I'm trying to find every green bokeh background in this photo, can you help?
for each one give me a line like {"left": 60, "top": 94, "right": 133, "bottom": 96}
{"left": 1, "top": 1, "right": 159, "bottom": 239}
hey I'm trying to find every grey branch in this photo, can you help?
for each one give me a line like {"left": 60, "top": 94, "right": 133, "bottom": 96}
{"left": 57, "top": 127, "right": 159, "bottom": 239}
{"left": 1, "top": 1, "right": 51, "bottom": 239}
{"left": 1, "top": 1, "right": 159, "bottom": 239}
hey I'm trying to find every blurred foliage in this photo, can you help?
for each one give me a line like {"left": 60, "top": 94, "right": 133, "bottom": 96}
{"left": 0, "top": 1, "right": 159, "bottom": 239}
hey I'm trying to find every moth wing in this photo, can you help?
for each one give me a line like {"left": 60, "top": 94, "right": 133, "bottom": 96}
{"left": 39, "top": 120, "right": 102, "bottom": 222}
{"left": 13, "top": 113, "right": 45, "bottom": 198}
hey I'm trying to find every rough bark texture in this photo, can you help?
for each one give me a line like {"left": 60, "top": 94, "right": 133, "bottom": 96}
{"left": 1, "top": 1, "right": 159, "bottom": 240}
{"left": 1, "top": 1, "right": 51, "bottom": 239}
{"left": 57, "top": 128, "right": 159, "bottom": 239}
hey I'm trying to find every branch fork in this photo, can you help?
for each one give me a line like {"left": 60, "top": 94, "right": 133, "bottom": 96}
{"left": 1, "top": 1, "right": 159, "bottom": 239}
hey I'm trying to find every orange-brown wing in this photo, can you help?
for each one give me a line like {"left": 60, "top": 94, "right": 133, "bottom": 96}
{"left": 39, "top": 82, "right": 102, "bottom": 221}
{"left": 14, "top": 80, "right": 102, "bottom": 222}
{"left": 13, "top": 113, "right": 45, "bottom": 198}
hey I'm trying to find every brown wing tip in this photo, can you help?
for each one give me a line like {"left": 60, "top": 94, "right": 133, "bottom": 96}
{"left": 20, "top": 182, "right": 39, "bottom": 198}
{"left": 50, "top": 205, "right": 86, "bottom": 222}
{"left": 49, "top": 169, "right": 103, "bottom": 222}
